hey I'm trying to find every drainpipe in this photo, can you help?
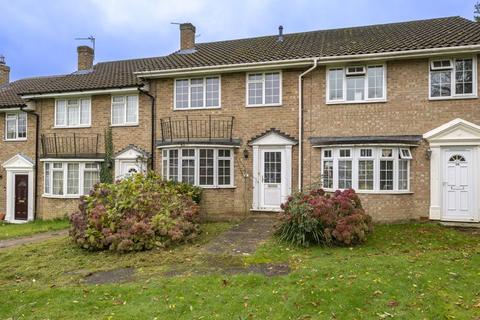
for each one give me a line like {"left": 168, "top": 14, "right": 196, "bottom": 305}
{"left": 20, "top": 106, "right": 39, "bottom": 220}
{"left": 138, "top": 84, "right": 156, "bottom": 170}
{"left": 298, "top": 58, "right": 319, "bottom": 191}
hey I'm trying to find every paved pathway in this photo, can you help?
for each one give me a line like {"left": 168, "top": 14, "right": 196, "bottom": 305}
{"left": 203, "top": 214, "right": 278, "bottom": 255}
{"left": 0, "top": 229, "right": 68, "bottom": 249}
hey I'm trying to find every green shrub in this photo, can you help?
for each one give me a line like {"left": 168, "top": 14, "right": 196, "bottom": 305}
{"left": 70, "top": 172, "right": 201, "bottom": 252}
{"left": 277, "top": 188, "right": 373, "bottom": 247}
{"left": 165, "top": 180, "right": 202, "bottom": 204}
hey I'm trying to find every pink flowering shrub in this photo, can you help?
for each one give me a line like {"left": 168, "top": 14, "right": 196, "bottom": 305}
{"left": 70, "top": 172, "right": 201, "bottom": 252}
{"left": 277, "top": 188, "right": 373, "bottom": 247}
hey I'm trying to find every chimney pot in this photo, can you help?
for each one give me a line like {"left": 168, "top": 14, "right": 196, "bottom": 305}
{"left": 278, "top": 25, "right": 284, "bottom": 42}
{"left": 77, "top": 45, "right": 94, "bottom": 71}
{"left": 0, "top": 55, "right": 10, "bottom": 85}
{"left": 180, "top": 23, "right": 196, "bottom": 51}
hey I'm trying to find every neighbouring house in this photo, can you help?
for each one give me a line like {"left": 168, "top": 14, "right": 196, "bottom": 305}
{"left": 2, "top": 16, "right": 480, "bottom": 223}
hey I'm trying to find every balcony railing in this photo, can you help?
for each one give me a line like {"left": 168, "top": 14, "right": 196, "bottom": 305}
{"left": 159, "top": 116, "right": 234, "bottom": 143}
{"left": 41, "top": 133, "right": 103, "bottom": 158}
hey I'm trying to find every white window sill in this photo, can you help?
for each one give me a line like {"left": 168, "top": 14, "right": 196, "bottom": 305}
{"left": 53, "top": 125, "right": 91, "bottom": 129}
{"left": 173, "top": 106, "right": 221, "bottom": 111}
{"left": 429, "top": 95, "right": 477, "bottom": 101}
{"left": 246, "top": 104, "right": 282, "bottom": 108}
{"left": 110, "top": 123, "right": 139, "bottom": 127}
{"left": 324, "top": 188, "right": 413, "bottom": 195}
{"left": 42, "top": 194, "right": 82, "bottom": 199}
{"left": 199, "top": 185, "right": 236, "bottom": 189}
{"left": 4, "top": 138, "right": 27, "bottom": 142}
{"left": 326, "top": 99, "right": 387, "bottom": 105}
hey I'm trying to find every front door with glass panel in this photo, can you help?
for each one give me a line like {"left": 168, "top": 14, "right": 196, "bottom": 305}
{"left": 443, "top": 148, "right": 475, "bottom": 221}
{"left": 260, "top": 150, "right": 283, "bottom": 209}
{"left": 120, "top": 162, "right": 142, "bottom": 178}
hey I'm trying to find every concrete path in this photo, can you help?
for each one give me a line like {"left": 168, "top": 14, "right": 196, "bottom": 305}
{"left": 0, "top": 229, "right": 68, "bottom": 249}
{"left": 203, "top": 214, "right": 278, "bottom": 255}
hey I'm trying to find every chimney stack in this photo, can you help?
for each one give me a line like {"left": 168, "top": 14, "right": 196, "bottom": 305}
{"left": 0, "top": 55, "right": 10, "bottom": 85}
{"left": 77, "top": 46, "right": 94, "bottom": 71}
{"left": 180, "top": 23, "right": 196, "bottom": 51}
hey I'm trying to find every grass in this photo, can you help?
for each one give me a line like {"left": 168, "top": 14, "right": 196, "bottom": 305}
{"left": 0, "top": 222, "right": 479, "bottom": 319}
{"left": 0, "top": 218, "right": 70, "bottom": 240}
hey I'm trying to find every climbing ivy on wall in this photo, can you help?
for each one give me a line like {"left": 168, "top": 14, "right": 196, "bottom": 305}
{"left": 100, "top": 127, "right": 114, "bottom": 183}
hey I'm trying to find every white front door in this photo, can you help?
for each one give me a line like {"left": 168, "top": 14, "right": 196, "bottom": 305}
{"left": 443, "top": 148, "right": 475, "bottom": 221}
{"left": 119, "top": 161, "right": 142, "bottom": 178}
{"left": 260, "top": 149, "right": 283, "bottom": 209}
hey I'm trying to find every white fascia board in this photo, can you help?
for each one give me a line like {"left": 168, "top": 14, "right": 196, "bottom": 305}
{"left": 0, "top": 107, "right": 22, "bottom": 112}
{"left": 311, "top": 143, "right": 419, "bottom": 148}
{"left": 156, "top": 144, "right": 241, "bottom": 149}
{"left": 40, "top": 158, "right": 104, "bottom": 162}
{"left": 21, "top": 87, "right": 140, "bottom": 99}
{"left": 136, "top": 44, "right": 480, "bottom": 78}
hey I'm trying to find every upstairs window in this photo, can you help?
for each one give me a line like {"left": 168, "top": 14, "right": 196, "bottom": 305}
{"left": 247, "top": 72, "right": 282, "bottom": 106}
{"left": 5, "top": 112, "right": 27, "bottom": 141}
{"left": 327, "top": 65, "right": 386, "bottom": 103}
{"left": 430, "top": 57, "right": 476, "bottom": 98}
{"left": 55, "top": 98, "right": 91, "bottom": 127}
{"left": 174, "top": 76, "right": 220, "bottom": 109}
{"left": 111, "top": 95, "right": 138, "bottom": 126}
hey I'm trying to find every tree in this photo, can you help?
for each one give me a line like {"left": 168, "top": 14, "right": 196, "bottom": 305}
{"left": 475, "top": 1, "right": 480, "bottom": 22}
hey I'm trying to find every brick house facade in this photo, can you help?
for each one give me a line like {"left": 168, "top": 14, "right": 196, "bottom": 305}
{"left": 2, "top": 16, "right": 480, "bottom": 223}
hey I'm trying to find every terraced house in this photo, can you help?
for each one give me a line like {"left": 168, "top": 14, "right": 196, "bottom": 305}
{"left": 2, "top": 16, "right": 480, "bottom": 224}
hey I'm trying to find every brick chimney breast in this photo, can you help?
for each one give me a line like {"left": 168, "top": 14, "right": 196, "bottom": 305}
{"left": 77, "top": 46, "right": 94, "bottom": 71}
{"left": 0, "top": 55, "right": 10, "bottom": 85}
{"left": 180, "top": 23, "right": 196, "bottom": 51}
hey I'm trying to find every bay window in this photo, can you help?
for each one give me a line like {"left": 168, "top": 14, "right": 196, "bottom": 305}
{"left": 5, "top": 112, "right": 27, "bottom": 140}
{"left": 321, "top": 147, "right": 411, "bottom": 192}
{"left": 44, "top": 162, "right": 100, "bottom": 197}
{"left": 247, "top": 72, "right": 282, "bottom": 106}
{"left": 174, "top": 76, "right": 220, "bottom": 109}
{"left": 327, "top": 65, "right": 386, "bottom": 103}
{"left": 162, "top": 148, "right": 234, "bottom": 187}
{"left": 111, "top": 95, "right": 138, "bottom": 125}
{"left": 55, "top": 98, "right": 91, "bottom": 127}
{"left": 430, "top": 57, "right": 476, "bottom": 98}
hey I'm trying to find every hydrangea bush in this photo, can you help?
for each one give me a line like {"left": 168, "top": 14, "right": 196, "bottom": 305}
{"left": 70, "top": 172, "right": 202, "bottom": 252}
{"left": 277, "top": 188, "right": 373, "bottom": 247}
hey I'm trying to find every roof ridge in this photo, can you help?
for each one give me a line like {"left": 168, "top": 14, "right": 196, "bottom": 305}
{"left": 194, "top": 16, "right": 465, "bottom": 47}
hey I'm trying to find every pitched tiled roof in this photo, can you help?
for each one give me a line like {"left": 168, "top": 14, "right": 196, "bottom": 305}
{"left": 137, "top": 16, "right": 480, "bottom": 71}
{"left": 1, "top": 16, "right": 480, "bottom": 105}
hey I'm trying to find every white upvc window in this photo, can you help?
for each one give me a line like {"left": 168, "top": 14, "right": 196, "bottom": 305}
{"left": 55, "top": 98, "right": 91, "bottom": 127}
{"left": 111, "top": 95, "right": 139, "bottom": 126}
{"left": 174, "top": 76, "right": 221, "bottom": 109}
{"left": 44, "top": 161, "right": 100, "bottom": 197}
{"left": 327, "top": 64, "right": 386, "bottom": 103}
{"left": 246, "top": 71, "right": 282, "bottom": 106}
{"left": 5, "top": 112, "right": 27, "bottom": 141}
{"left": 321, "top": 146, "right": 411, "bottom": 193}
{"left": 429, "top": 57, "right": 477, "bottom": 99}
{"left": 162, "top": 147, "right": 234, "bottom": 188}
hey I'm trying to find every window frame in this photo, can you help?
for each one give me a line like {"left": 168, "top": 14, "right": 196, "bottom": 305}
{"left": 428, "top": 56, "right": 477, "bottom": 100}
{"left": 326, "top": 64, "right": 387, "bottom": 104}
{"left": 110, "top": 94, "right": 139, "bottom": 126}
{"left": 162, "top": 147, "right": 234, "bottom": 188}
{"left": 43, "top": 161, "right": 101, "bottom": 198}
{"left": 54, "top": 98, "right": 91, "bottom": 128}
{"left": 321, "top": 146, "right": 411, "bottom": 194}
{"left": 173, "top": 76, "right": 222, "bottom": 110}
{"left": 4, "top": 112, "right": 27, "bottom": 141}
{"left": 246, "top": 71, "right": 283, "bottom": 107}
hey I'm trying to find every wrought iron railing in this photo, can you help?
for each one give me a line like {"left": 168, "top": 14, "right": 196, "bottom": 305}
{"left": 159, "top": 115, "right": 234, "bottom": 143}
{"left": 40, "top": 133, "right": 102, "bottom": 158}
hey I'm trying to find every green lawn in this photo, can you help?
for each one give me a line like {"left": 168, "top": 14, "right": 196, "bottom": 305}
{"left": 0, "top": 223, "right": 479, "bottom": 319}
{"left": 0, "top": 219, "right": 69, "bottom": 240}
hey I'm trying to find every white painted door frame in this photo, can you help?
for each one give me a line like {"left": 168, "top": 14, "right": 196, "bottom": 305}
{"left": 441, "top": 147, "right": 477, "bottom": 222}
{"left": 2, "top": 154, "right": 35, "bottom": 223}
{"left": 424, "top": 118, "right": 480, "bottom": 222}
